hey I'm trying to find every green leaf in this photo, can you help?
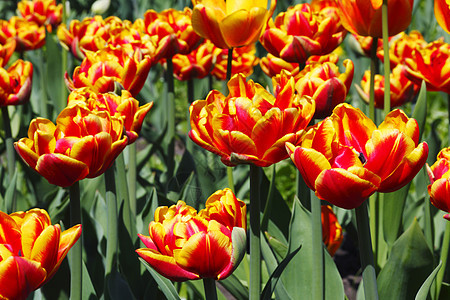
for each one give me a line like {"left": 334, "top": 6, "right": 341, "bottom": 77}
{"left": 412, "top": 81, "right": 427, "bottom": 141}
{"left": 415, "top": 261, "right": 442, "bottom": 300}
{"left": 281, "top": 197, "right": 344, "bottom": 299}
{"left": 377, "top": 219, "right": 434, "bottom": 300}
{"left": 261, "top": 243, "right": 301, "bottom": 300}
{"left": 218, "top": 273, "right": 249, "bottom": 300}
{"left": 81, "top": 259, "right": 98, "bottom": 300}
{"left": 139, "top": 258, "right": 181, "bottom": 300}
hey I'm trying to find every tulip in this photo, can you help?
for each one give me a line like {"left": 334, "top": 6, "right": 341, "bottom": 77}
{"left": 289, "top": 59, "right": 354, "bottom": 119}
{"left": 260, "top": 3, "right": 346, "bottom": 64}
{"left": 0, "top": 17, "right": 46, "bottom": 52}
{"left": 189, "top": 73, "right": 315, "bottom": 167}
{"left": 435, "top": 0, "right": 450, "bottom": 34}
{"left": 211, "top": 44, "right": 259, "bottom": 81}
{"left": 136, "top": 188, "right": 246, "bottom": 281}
{"left": 427, "top": 147, "right": 450, "bottom": 220}
{"left": 335, "top": 0, "right": 414, "bottom": 37}
{"left": 0, "top": 59, "right": 33, "bottom": 107}
{"left": 357, "top": 64, "right": 419, "bottom": 109}
{"left": 0, "top": 38, "right": 16, "bottom": 67}
{"left": 191, "top": 0, "right": 276, "bottom": 49}
{"left": 15, "top": 102, "right": 128, "bottom": 187}
{"left": 0, "top": 208, "right": 81, "bottom": 300}
{"left": 377, "top": 31, "right": 427, "bottom": 68}
{"left": 170, "top": 40, "right": 219, "bottom": 81}
{"left": 138, "top": 8, "right": 202, "bottom": 60}
{"left": 286, "top": 103, "right": 428, "bottom": 209}
{"left": 17, "top": 0, "right": 63, "bottom": 32}
{"left": 403, "top": 38, "right": 450, "bottom": 94}
{"left": 65, "top": 45, "right": 154, "bottom": 96}
{"left": 321, "top": 205, "right": 343, "bottom": 256}
{"left": 67, "top": 88, "right": 153, "bottom": 143}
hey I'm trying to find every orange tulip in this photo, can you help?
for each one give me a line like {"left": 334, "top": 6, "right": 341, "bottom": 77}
{"left": 189, "top": 73, "right": 315, "bottom": 167}
{"left": 260, "top": 3, "right": 346, "bottom": 64}
{"left": 138, "top": 8, "right": 202, "bottom": 60}
{"left": 435, "top": 0, "right": 450, "bottom": 34}
{"left": 427, "top": 147, "right": 450, "bottom": 220}
{"left": 0, "top": 208, "right": 81, "bottom": 300}
{"left": 15, "top": 102, "right": 128, "bottom": 187}
{"left": 211, "top": 43, "right": 259, "bottom": 81}
{"left": 321, "top": 205, "right": 343, "bottom": 256}
{"left": 335, "top": 0, "right": 413, "bottom": 38}
{"left": 403, "top": 38, "right": 450, "bottom": 94}
{"left": 136, "top": 188, "right": 246, "bottom": 281}
{"left": 191, "top": 0, "right": 276, "bottom": 49}
{"left": 0, "top": 59, "right": 33, "bottom": 107}
{"left": 377, "top": 31, "right": 427, "bottom": 68}
{"left": 67, "top": 88, "right": 153, "bottom": 143}
{"left": 358, "top": 64, "right": 419, "bottom": 109}
{"left": 0, "top": 17, "right": 46, "bottom": 52}
{"left": 65, "top": 45, "right": 154, "bottom": 96}
{"left": 17, "top": 0, "right": 63, "bottom": 32}
{"left": 286, "top": 103, "right": 428, "bottom": 209}
{"left": 0, "top": 38, "right": 16, "bottom": 67}
{"left": 289, "top": 59, "right": 354, "bottom": 119}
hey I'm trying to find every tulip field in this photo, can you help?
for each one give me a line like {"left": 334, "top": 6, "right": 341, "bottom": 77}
{"left": 2, "top": 0, "right": 450, "bottom": 299}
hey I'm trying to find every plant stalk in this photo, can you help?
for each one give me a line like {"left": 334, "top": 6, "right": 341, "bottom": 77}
{"left": 249, "top": 164, "right": 261, "bottom": 300}
{"left": 311, "top": 192, "right": 324, "bottom": 300}
{"left": 382, "top": 0, "right": 391, "bottom": 115}
{"left": 369, "top": 37, "right": 379, "bottom": 121}
{"left": 2, "top": 107, "right": 16, "bottom": 212}
{"left": 105, "top": 165, "right": 118, "bottom": 298}
{"left": 203, "top": 278, "right": 218, "bottom": 300}
{"left": 355, "top": 201, "right": 379, "bottom": 300}
{"left": 166, "top": 57, "right": 175, "bottom": 190}
{"left": 69, "top": 181, "right": 82, "bottom": 300}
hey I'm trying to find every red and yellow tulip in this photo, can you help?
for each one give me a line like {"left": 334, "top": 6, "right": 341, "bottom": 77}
{"left": 290, "top": 59, "right": 354, "bottom": 119}
{"left": 65, "top": 45, "right": 153, "bottom": 97}
{"left": 0, "top": 208, "right": 81, "bottom": 300}
{"left": 170, "top": 40, "right": 219, "bottom": 81}
{"left": 435, "top": 0, "right": 450, "bottom": 34}
{"left": 136, "top": 188, "right": 246, "bottom": 281}
{"left": 0, "top": 17, "right": 46, "bottom": 52}
{"left": 189, "top": 73, "right": 315, "bottom": 167}
{"left": 358, "top": 64, "right": 419, "bottom": 109}
{"left": 335, "top": 0, "right": 414, "bottom": 37}
{"left": 17, "top": 0, "right": 63, "bottom": 32}
{"left": 138, "top": 8, "right": 202, "bottom": 60}
{"left": 286, "top": 103, "right": 428, "bottom": 209}
{"left": 321, "top": 205, "right": 343, "bottom": 256}
{"left": 0, "top": 59, "right": 33, "bottom": 107}
{"left": 0, "top": 38, "right": 16, "bottom": 67}
{"left": 260, "top": 3, "right": 346, "bottom": 64}
{"left": 15, "top": 102, "right": 128, "bottom": 187}
{"left": 403, "top": 38, "right": 450, "bottom": 94}
{"left": 377, "top": 31, "right": 427, "bottom": 68}
{"left": 67, "top": 88, "right": 153, "bottom": 144}
{"left": 427, "top": 148, "right": 450, "bottom": 221}
{"left": 191, "top": 0, "right": 276, "bottom": 49}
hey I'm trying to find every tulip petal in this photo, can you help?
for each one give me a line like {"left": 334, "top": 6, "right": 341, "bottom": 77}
{"left": 220, "top": 8, "right": 266, "bottom": 48}
{"left": 29, "top": 225, "right": 59, "bottom": 276}
{"left": 217, "top": 226, "right": 246, "bottom": 280}
{"left": 136, "top": 248, "right": 199, "bottom": 281}
{"left": 0, "top": 256, "right": 46, "bottom": 300}
{"left": 429, "top": 178, "right": 450, "bottom": 214}
{"left": 315, "top": 167, "right": 380, "bottom": 209}
{"left": 0, "top": 211, "right": 21, "bottom": 253}
{"left": 192, "top": 5, "right": 229, "bottom": 49}
{"left": 35, "top": 153, "right": 89, "bottom": 187}
{"left": 173, "top": 226, "right": 232, "bottom": 279}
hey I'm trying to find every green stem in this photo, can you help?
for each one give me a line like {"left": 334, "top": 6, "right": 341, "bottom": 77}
{"left": 225, "top": 48, "right": 235, "bottom": 193}
{"left": 69, "top": 181, "right": 82, "bottom": 300}
{"left": 261, "top": 164, "right": 276, "bottom": 232}
{"left": 436, "top": 222, "right": 450, "bottom": 298}
{"left": 61, "top": 0, "right": 68, "bottom": 112}
{"left": 186, "top": 79, "right": 194, "bottom": 154}
{"left": 116, "top": 152, "right": 134, "bottom": 238}
{"left": 39, "top": 46, "right": 48, "bottom": 118}
{"left": 105, "top": 165, "right": 118, "bottom": 298}
{"left": 369, "top": 193, "right": 379, "bottom": 271}
{"left": 355, "top": 201, "right": 379, "bottom": 300}
{"left": 369, "top": 37, "right": 379, "bottom": 121}
{"left": 127, "top": 143, "right": 137, "bottom": 219}
{"left": 296, "top": 170, "right": 311, "bottom": 210}
{"left": 166, "top": 58, "right": 175, "bottom": 190}
{"left": 311, "top": 193, "right": 324, "bottom": 300}
{"left": 203, "top": 278, "right": 218, "bottom": 300}
{"left": 249, "top": 164, "right": 261, "bottom": 300}
{"left": 2, "top": 107, "right": 16, "bottom": 212}
{"left": 382, "top": 0, "right": 391, "bottom": 115}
